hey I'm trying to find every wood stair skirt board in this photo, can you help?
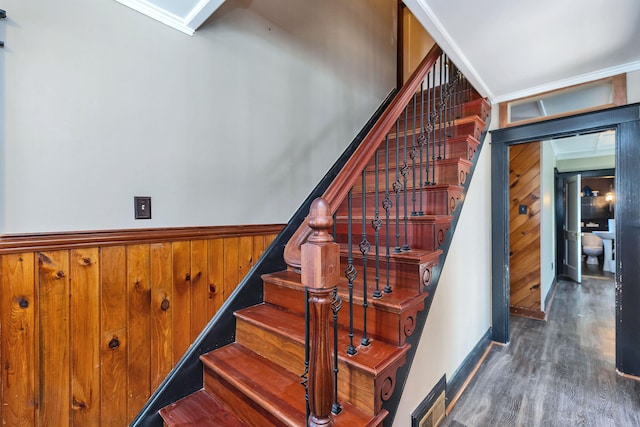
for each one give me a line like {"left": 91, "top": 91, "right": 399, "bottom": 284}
{"left": 159, "top": 92, "right": 490, "bottom": 425}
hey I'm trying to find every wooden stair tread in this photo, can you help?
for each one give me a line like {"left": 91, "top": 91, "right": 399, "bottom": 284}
{"left": 159, "top": 389, "right": 247, "bottom": 426}
{"left": 201, "top": 343, "right": 385, "bottom": 426}
{"left": 262, "top": 269, "right": 433, "bottom": 312}
{"left": 236, "top": 303, "right": 410, "bottom": 373}
{"left": 387, "top": 115, "right": 486, "bottom": 139}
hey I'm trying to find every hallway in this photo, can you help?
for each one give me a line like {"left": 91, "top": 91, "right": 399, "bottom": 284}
{"left": 442, "top": 275, "right": 640, "bottom": 426}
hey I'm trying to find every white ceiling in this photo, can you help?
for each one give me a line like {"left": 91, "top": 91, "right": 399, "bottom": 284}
{"left": 551, "top": 130, "right": 615, "bottom": 160}
{"left": 405, "top": 0, "right": 640, "bottom": 102}
{"left": 119, "top": 0, "right": 640, "bottom": 104}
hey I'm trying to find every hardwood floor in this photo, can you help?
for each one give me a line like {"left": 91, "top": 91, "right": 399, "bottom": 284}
{"left": 442, "top": 275, "right": 640, "bottom": 427}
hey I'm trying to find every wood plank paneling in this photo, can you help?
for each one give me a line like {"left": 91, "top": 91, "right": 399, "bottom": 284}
{"left": 171, "top": 241, "right": 191, "bottom": 362}
{"left": 207, "top": 239, "right": 225, "bottom": 318}
{"left": 223, "top": 238, "right": 240, "bottom": 301}
{"left": 509, "top": 142, "right": 542, "bottom": 315}
{"left": 1, "top": 253, "right": 37, "bottom": 426}
{"left": 127, "top": 245, "right": 152, "bottom": 422}
{"left": 150, "top": 243, "right": 173, "bottom": 389}
{"left": 190, "top": 240, "right": 209, "bottom": 341}
{"left": 0, "top": 225, "right": 282, "bottom": 426}
{"left": 70, "top": 248, "right": 100, "bottom": 426}
{"left": 38, "top": 251, "right": 71, "bottom": 426}
{"left": 100, "top": 246, "right": 128, "bottom": 427}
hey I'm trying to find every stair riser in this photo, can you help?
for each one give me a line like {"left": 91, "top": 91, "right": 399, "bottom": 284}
{"left": 336, "top": 186, "right": 461, "bottom": 217}
{"left": 334, "top": 220, "right": 450, "bottom": 252}
{"left": 403, "top": 98, "right": 490, "bottom": 123}
{"left": 342, "top": 254, "right": 439, "bottom": 295}
{"left": 236, "top": 318, "right": 380, "bottom": 415}
{"left": 350, "top": 158, "right": 469, "bottom": 193}
{"left": 203, "top": 366, "right": 286, "bottom": 426}
{"left": 370, "top": 135, "right": 478, "bottom": 166}
{"left": 388, "top": 117, "right": 484, "bottom": 141}
{"left": 263, "top": 281, "right": 424, "bottom": 346}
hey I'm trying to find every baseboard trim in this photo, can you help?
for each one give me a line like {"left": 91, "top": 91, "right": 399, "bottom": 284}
{"left": 510, "top": 305, "right": 546, "bottom": 320}
{"left": 445, "top": 327, "right": 492, "bottom": 411}
{"left": 0, "top": 224, "right": 285, "bottom": 254}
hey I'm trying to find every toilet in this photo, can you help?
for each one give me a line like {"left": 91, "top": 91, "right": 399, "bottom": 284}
{"left": 582, "top": 233, "right": 603, "bottom": 265}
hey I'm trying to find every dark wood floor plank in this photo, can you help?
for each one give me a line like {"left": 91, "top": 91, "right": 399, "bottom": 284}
{"left": 443, "top": 274, "right": 640, "bottom": 427}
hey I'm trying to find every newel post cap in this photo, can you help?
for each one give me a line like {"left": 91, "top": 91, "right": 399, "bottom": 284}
{"left": 301, "top": 198, "right": 340, "bottom": 290}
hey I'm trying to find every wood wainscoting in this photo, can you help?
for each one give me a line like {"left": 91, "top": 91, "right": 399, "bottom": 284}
{"left": 0, "top": 224, "right": 283, "bottom": 426}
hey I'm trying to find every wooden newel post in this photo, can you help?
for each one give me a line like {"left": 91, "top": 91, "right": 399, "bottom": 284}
{"left": 301, "top": 198, "right": 340, "bottom": 427}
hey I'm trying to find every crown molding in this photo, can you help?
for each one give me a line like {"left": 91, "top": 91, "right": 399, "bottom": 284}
{"left": 492, "top": 60, "right": 640, "bottom": 104}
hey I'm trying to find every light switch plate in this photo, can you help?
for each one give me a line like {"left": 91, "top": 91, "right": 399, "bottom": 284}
{"left": 134, "top": 196, "right": 152, "bottom": 219}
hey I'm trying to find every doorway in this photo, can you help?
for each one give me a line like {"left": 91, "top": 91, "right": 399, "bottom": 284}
{"left": 556, "top": 169, "right": 616, "bottom": 281}
{"left": 490, "top": 104, "right": 640, "bottom": 377}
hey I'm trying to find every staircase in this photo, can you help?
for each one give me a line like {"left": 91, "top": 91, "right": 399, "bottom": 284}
{"left": 156, "top": 48, "right": 490, "bottom": 426}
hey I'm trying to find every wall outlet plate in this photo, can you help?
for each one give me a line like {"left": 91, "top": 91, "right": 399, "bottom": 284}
{"left": 134, "top": 196, "right": 152, "bottom": 219}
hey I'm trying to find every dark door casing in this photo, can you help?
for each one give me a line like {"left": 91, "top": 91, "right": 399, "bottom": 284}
{"left": 490, "top": 103, "right": 640, "bottom": 377}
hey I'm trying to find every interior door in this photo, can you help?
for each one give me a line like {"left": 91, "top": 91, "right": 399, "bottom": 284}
{"left": 564, "top": 174, "right": 582, "bottom": 283}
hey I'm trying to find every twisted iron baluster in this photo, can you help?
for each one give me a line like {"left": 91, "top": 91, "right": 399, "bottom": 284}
{"left": 302, "top": 286, "right": 310, "bottom": 420}
{"left": 346, "top": 190, "right": 357, "bottom": 356}
{"left": 418, "top": 81, "right": 425, "bottom": 216}
{"left": 373, "top": 149, "right": 382, "bottom": 299}
{"left": 331, "top": 286, "right": 342, "bottom": 415}
{"left": 431, "top": 61, "right": 438, "bottom": 185}
{"left": 401, "top": 106, "right": 410, "bottom": 252}
{"left": 437, "top": 55, "right": 444, "bottom": 161}
{"left": 411, "top": 91, "right": 418, "bottom": 216}
{"left": 360, "top": 170, "right": 371, "bottom": 346}
{"left": 393, "top": 118, "right": 402, "bottom": 254}
{"left": 383, "top": 135, "right": 393, "bottom": 294}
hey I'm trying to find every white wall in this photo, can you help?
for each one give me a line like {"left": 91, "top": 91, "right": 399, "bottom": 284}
{"left": 540, "top": 140, "right": 556, "bottom": 311}
{"left": 393, "top": 109, "right": 494, "bottom": 426}
{"left": 0, "top": 0, "right": 396, "bottom": 233}
{"left": 628, "top": 70, "right": 640, "bottom": 103}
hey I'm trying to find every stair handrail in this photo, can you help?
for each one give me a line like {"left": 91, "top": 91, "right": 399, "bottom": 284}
{"left": 284, "top": 44, "right": 444, "bottom": 271}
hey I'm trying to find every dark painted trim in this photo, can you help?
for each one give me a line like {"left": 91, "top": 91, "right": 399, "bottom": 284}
{"left": 130, "top": 89, "right": 398, "bottom": 427}
{"left": 384, "top": 108, "right": 493, "bottom": 426}
{"left": 615, "top": 119, "right": 640, "bottom": 376}
{"left": 490, "top": 102, "right": 640, "bottom": 377}
{"left": 491, "top": 103, "right": 640, "bottom": 145}
{"left": 446, "top": 327, "right": 493, "bottom": 406}
{"left": 411, "top": 375, "right": 446, "bottom": 427}
{"left": 490, "top": 137, "right": 510, "bottom": 343}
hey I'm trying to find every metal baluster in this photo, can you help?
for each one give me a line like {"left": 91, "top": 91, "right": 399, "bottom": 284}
{"left": 360, "top": 171, "right": 371, "bottom": 346}
{"left": 383, "top": 135, "right": 393, "bottom": 294}
{"left": 331, "top": 287, "right": 342, "bottom": 415}
{"left": 345, "top": 190, "right": 357, "bottom": 356}
{"left": 402, "top": 106, "right": 410, "bottom": 251}
{"left": 394, "top": 118, "right": 402, "bottom": 254}
{"left": 443, "top": 55, "right": 449, "bottom": 159}
{"left": 373, "top": 149, "right": 382, "bottom": 300}
{"left": 431, "top": 62, "right": 438, "bottom": 185}
{"left": 302, "top": 286, "right": 310, "bottom": 420}
{"left": 410, "top": 91, "right": 418, "bottom": 216}
{"left": 425, "top": 70, "right": 433, "bottom": 186}
{"left": 438, "top": 55, "right": 444, "bottom": 161}
{"left": 418, "top": 81, "right": 425, "bottom": 216}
